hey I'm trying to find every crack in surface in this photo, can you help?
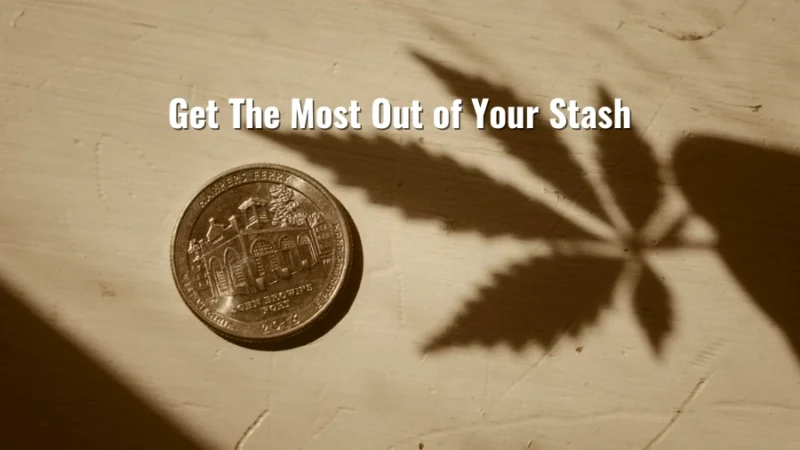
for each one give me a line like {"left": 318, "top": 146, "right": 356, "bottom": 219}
{"left": 641, "top": 376, "right": 710, "bottom": 450}
{"left": 235, "top": 407, "right": 271, "bottom": 450}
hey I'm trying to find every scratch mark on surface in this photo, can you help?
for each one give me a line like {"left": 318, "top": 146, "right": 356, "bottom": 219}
{"left": 235, "top": 407, "right": 271, "bottom": 450}
{"left": 175, "top": 401, "right": 210, "bottom": 411}
{"left": 713, "top": 100, "right": 764, "bottom": 112}
{"left": 707, "top": 400, "right": 800, "bottom": 414}
{"left": 487, "top": 348, "right": 550, "bottom": 412}
{"left": 10, "top": 9, "right": 25, "bottom": 28}
{"left": 300, "top": 407, "right": 354, "bottom": 449}
{"left": 129, "top": 21, "right": 157, "bottom": 29}
{"left": 189, "top": 83, "right": 197, "bottom": 102}
{"left": 733, "top": 0, "right": 751, "bottom": 16}
{"left": 641, "top": 377, "right": 710, "bottom": 450}
{"left": 643, "top": 84, "right": 676, "bottom": 137}
{"left": 389, "top": 409, "right": 664, "bottom": 448}
{"left": 388, "top": 231, "right": 406, "bottom": 326}
{"left": 488, "top": 321, "right": 578, "bottom": 412}
{"left": 94, "top": 134, "right": 108, "bottom": 204}
{"left": 648, "top": 25, "right": 721, "bottom": 41}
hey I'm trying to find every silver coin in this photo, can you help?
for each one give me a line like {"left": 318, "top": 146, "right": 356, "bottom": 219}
{"left": 171, "top": 164, "right": 353, "bottom": 343}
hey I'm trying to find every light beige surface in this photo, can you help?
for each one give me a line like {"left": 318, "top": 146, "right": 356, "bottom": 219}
{"left": 2, "top": 0, "right": 800, "bottom": 449}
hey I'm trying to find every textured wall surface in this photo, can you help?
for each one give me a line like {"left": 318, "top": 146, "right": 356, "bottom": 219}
{"left": 1, "top": 0, "right": 799, "bottom": 449}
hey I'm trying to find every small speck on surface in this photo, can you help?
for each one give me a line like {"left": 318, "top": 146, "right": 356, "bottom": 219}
{"left": 419, "top": 443, "right": 424, "bottom": 449}
{"left": 576, "top": 346, "right": 584, "bottom": 353}
{"left": 100, "top": 284, "right": 116, "bottom": 298}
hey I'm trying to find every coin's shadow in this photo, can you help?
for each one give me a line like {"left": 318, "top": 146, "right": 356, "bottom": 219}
{"left": 224, "top": 204, "right": 363, "bottom": 351}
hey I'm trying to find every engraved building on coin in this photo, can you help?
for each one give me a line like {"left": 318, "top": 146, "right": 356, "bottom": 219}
{"left": 172, "top": 164, "right": 352, "bottom": 342}
{"left": 187, "top": 185, "right": 335, "bottom": 299}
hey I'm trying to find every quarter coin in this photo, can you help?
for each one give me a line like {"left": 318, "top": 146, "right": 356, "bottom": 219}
{"left": 171, "top": 164, "right": 353, "bottom": 343}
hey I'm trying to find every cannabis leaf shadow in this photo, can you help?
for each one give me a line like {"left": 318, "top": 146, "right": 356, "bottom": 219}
{"left": 250, "top": 51, "right": 683, "bottom": 358}
{"left": 409, "top": 54, "right": 677, "bottom": 355}
{"left": 252, "top": 43, "right": 800, "bottom": 364}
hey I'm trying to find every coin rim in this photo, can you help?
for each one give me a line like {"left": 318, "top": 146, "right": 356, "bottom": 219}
{"left": 170, "top": 163, "right": 353, "bottom": 343}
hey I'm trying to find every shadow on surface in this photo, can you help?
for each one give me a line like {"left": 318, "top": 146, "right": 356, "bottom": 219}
{"left": 232, "top": 205, "right": 364, "bottom": 351}
{"left": 255, "top": 47, "right": 798, "bottom": 366}
{"left": 409, "top": 51, "right": 611, "bottom": 225}
{"left": 409, "top": 57, "right": 677, "bottom": 356}
{"left": 251, "top": 130, "right": 589, "bottom": 241}
{"left": 673, "top": 136, "right": 800, "bottom": 363}
{"left": 254, "top": 51, "right": 678, "bottom": 357}
{"left": 0, "top": 280, "right": 209, "bottom": 450}
{"left": 423, "top": 255, "right": 625, "bottom": 352}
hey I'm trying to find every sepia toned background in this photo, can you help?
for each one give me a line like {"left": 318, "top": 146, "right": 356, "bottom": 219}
{"left": 1, "top": 0, "right": 799, "bottom": 448}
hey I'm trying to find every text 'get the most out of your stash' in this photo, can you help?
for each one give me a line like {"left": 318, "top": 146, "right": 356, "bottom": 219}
{"left": 168, "top": 97, "right": 632, "bottom": 131}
